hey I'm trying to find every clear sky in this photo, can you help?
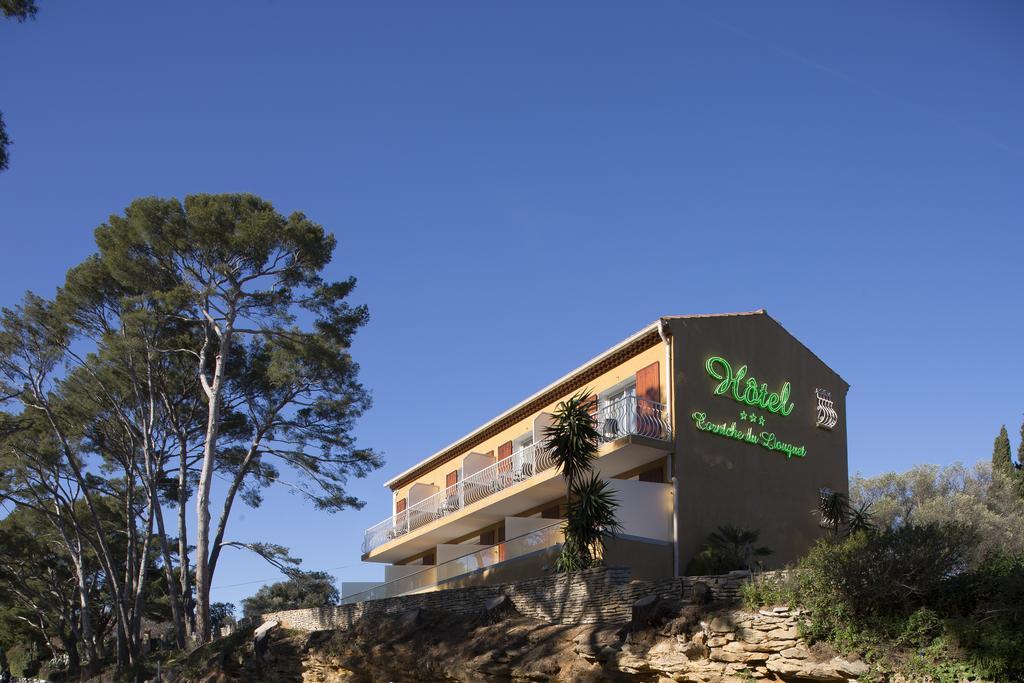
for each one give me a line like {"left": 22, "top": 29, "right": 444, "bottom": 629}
{"left": 1, "top": 1, "right": 1022, "bottom": 609}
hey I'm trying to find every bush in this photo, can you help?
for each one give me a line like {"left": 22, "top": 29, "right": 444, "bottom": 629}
{"left": 741, "top": 571, "right": 799, "bottom": 610}
{"left": 686, "top": 525, "right": 772, "bottom": 574}
{"left": 5, "top": 641, "right": 42, "bottom": 678}
{"left": 787, "top": 523, "right": 1024, "bottom": 680}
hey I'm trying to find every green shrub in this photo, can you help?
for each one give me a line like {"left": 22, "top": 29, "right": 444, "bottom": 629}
{"left": 5, "top": 641, "right": 42, "bottom": 677}
{"left": 741, "top": 571, "right": 799, "bottom": 610}
{"left": 790, "top": 524, "right": 1024, "bottom": 681}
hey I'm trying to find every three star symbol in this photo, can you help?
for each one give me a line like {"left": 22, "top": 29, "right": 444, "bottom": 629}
{"left": 741, "top": 411, "right": 765, "bottom": 426}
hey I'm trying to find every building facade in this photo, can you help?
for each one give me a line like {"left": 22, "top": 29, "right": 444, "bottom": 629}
{"left": 347, "top": 311, "right": 848, "bottom": 603}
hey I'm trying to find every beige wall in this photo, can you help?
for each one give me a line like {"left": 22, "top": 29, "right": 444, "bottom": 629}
{"left": 603, "top": 536, "right": 673, "bottom": 581}
{"left": 391, "top": 343, "right": 667, "bottom": 505}
{"left": 606, "top": 479, "right": 673, "bottom": 542}
{"left": 669, "top": 314, "right": 849, "bottom": 570}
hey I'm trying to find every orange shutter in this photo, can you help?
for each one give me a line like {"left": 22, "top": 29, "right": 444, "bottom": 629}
{"left": 395, "top": 498, "right": 407, "bottom": 514}
{"left": 445, "top": 470, "right": 459, "bottom": 489}
{"left": 586, "top": 393, "right": 599, "bottom": 418}
{"left": 635, "top": 362, "right": 661, "bottom": 437}
{"left": 498, "top": 441, "right": 513, "bottom": 476}
{"left": 636, "top": 362, "right": 660, "bottom": 403}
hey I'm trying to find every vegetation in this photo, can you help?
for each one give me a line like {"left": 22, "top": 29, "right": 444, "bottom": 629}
{"left": 743, "top": 447, "right": 1024, "bottom": 682}
{"left": 240, "top": 570, "right": 340, "bottom": 621}
{"left": 686, "top": 524, "right": 773, "bottom": 574}
{"left": 1, "top": 0, "right": 38, "bottom": 172}
{"left": 543, "top": 390, "right": 621, "bottom": 572}
{"left": 0, "top": 193, "right": 378, "bottom": 673}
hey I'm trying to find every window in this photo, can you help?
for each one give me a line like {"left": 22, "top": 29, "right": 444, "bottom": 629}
{"left": 514, "top": 432, "right": 533, "bottom": 453}
{"left": 598, "top": 380, "right": 637, "bottom": 438}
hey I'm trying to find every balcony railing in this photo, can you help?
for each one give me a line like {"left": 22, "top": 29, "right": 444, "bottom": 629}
{"left": 361, "top": 396, "right": 670, "bottom": 555}
{"left": 346, "top": 520, "right": 564, "bottom": 604}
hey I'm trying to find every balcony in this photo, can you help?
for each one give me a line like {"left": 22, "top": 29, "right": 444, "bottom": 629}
{"left": 345, "top": 520, "right": 565, "bottom": 604}
{"left": 362, "top": 395, "right": 671, "bottom": 556}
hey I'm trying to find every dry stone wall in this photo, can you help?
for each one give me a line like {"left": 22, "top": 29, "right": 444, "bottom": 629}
{"left": 262, "top": 566, "right": 754, "bottom": 632}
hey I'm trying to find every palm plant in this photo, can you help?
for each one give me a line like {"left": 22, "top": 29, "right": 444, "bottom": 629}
{"left": 544, "top": 390, "right": 620, "bottom": 571}
{"left": 688, "top": 524, "right": 773, "bottom": 574}
{"left": 543, "top": 390, "right": 601, "bottom": 503}
{"left": 557, "top": 473, "right": 622, "bottom": 571}
{"left": 817, "top": 488, "right": 875, "bottom": 538}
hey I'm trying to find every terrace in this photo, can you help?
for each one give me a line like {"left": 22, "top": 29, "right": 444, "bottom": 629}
{"left": 361, "top": 395, "right": 672, "bottom": 560}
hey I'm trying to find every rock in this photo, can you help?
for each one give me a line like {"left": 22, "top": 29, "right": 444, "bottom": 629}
{"left": 691, "top": 581, "right": 712, "bottom": 605}
{"left": 253, "top": 620, "right": 278, "bottom": 641}
{"left": 766, "top": 626, "right": 800, "bottom": 640}
{"left": 708, "top": 616, "right": 734, "bottom": 633}
{"left": 736, "top": 627, "right": 766, "bottom": 644}
{"left": 632, "top": 593, "right": 661, "bottom": 626}
{"left": 832, "top": 657, "right": 869, "bottom": 677}
{"left": 397, "top": 607, "right": 422, "bottom": 628}
{"left": 480, "top": 594, "right": 517, "bottom": 622}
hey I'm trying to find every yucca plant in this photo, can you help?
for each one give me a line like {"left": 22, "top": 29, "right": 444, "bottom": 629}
{"left": 817, "top": 488, "right": 875, "bottom": 538}
{"left": 544, "top": 390, "right": 620, "bottom": 571}
{"left": 558, "top": 473, "right": 622, "bottom": 570}
{"left": 543, "top": 390, "right": 601, "bottom": 503}
{"left": 688, "top": 524, "right": 773, "bottom": 574}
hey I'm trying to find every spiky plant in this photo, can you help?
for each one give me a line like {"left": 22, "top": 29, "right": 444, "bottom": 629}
{"left": 559, "top": 473, "right": 622, "bottom": 569}
{"left": 543, "top": 390, "right": 601, "bottom": 501}
{"left": 544, "top": 390, "right": 621, "bottom": 572}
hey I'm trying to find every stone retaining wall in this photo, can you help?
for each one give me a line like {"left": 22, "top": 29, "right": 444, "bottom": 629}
{"left": 262, "top": 566, "right": 756, "bottom": 632}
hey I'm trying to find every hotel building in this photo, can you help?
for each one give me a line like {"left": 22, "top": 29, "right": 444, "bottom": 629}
{"left": 347, "top": 311, "right": 848, "bottom": 602}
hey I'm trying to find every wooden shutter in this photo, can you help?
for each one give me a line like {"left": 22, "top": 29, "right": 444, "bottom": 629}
{"left": 480, "top": 530, "right": 496, "bottom": 546}
{"left": 498, "top": 441, "right": 513, "bottom": 477}
{"left": 497, "top": 524, "right": 506, "bottom": 562}
{"left": 542, "top": 504, "right": 561, "bottom": 519}
{"left": 422, "top": 551, "right": 435, "bottom": 566}
{"left": 395, "top": 497, "right": 407, "bottom": 514}
{"left": 635, "top": 361, "right": 661, "bottom": 437}
{"left": 445, "top": 470, "right": 459, "bottom": 489}
{"left": 636, "top": 362, "right": 661, "bottom": 403}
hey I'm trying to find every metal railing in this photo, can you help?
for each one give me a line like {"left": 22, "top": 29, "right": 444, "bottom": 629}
{"left": 595, "top": 395, "right": 672, "bottom": 442}
{"left": 345, "top": 520, "right": 564, "bottom": 604}
{"left": 361, "top": 396, "right": 670, "bottom": 554}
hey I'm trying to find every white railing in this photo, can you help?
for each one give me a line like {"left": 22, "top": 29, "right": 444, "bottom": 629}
{"left": 595, "top": 395, "right": 671, "bottom": 443}
{"left": 361, "top": 396, "right": 670, "bottom": 554}
{"left": 346, "top": 521, "right": 564, "bottom": 604}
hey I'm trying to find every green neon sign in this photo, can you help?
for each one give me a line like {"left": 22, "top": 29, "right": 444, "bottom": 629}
{"left": 691, "top": 411, "right": 807, "bottom": 459}
{"left": 705, "top": 356, "right": 794, "bottom": 416}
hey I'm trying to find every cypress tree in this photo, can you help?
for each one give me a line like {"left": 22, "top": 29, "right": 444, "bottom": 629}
{"left": 1018, "top": 415, "right": 1024, "bottom": 471}
{"left": 993, "top": 425, "right": 1013, "bottom": 477}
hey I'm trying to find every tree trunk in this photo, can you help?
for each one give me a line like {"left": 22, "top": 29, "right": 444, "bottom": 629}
{"left": 177, "top": 433, "right": 194, "bottom": 637}
{"left": 194, "top": 333, "right": 229, "bottom": 643}
{"left": 154, "top": 489, "right": 187, "bottom": 648}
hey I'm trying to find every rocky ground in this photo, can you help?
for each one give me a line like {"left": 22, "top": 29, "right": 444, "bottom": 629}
{"left": 179, "top": 595, "right": 869, "bottom": 682}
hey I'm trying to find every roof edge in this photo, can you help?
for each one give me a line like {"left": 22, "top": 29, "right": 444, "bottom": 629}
{"left": 383, "top": 309, "right": 769, "bottom": 491}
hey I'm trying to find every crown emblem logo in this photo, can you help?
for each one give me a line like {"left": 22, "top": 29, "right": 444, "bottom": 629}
{"left": 815, "top": 389, "right": 838, "bottom": 430}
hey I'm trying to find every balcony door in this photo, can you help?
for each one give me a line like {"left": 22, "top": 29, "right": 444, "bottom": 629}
{"left": 599, "top": 382, "right": 636, "bottom": 439}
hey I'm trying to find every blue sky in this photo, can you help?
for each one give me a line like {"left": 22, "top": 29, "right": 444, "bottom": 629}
{"left": 1, "top": 1, "right": 1022, "bottom": 608}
